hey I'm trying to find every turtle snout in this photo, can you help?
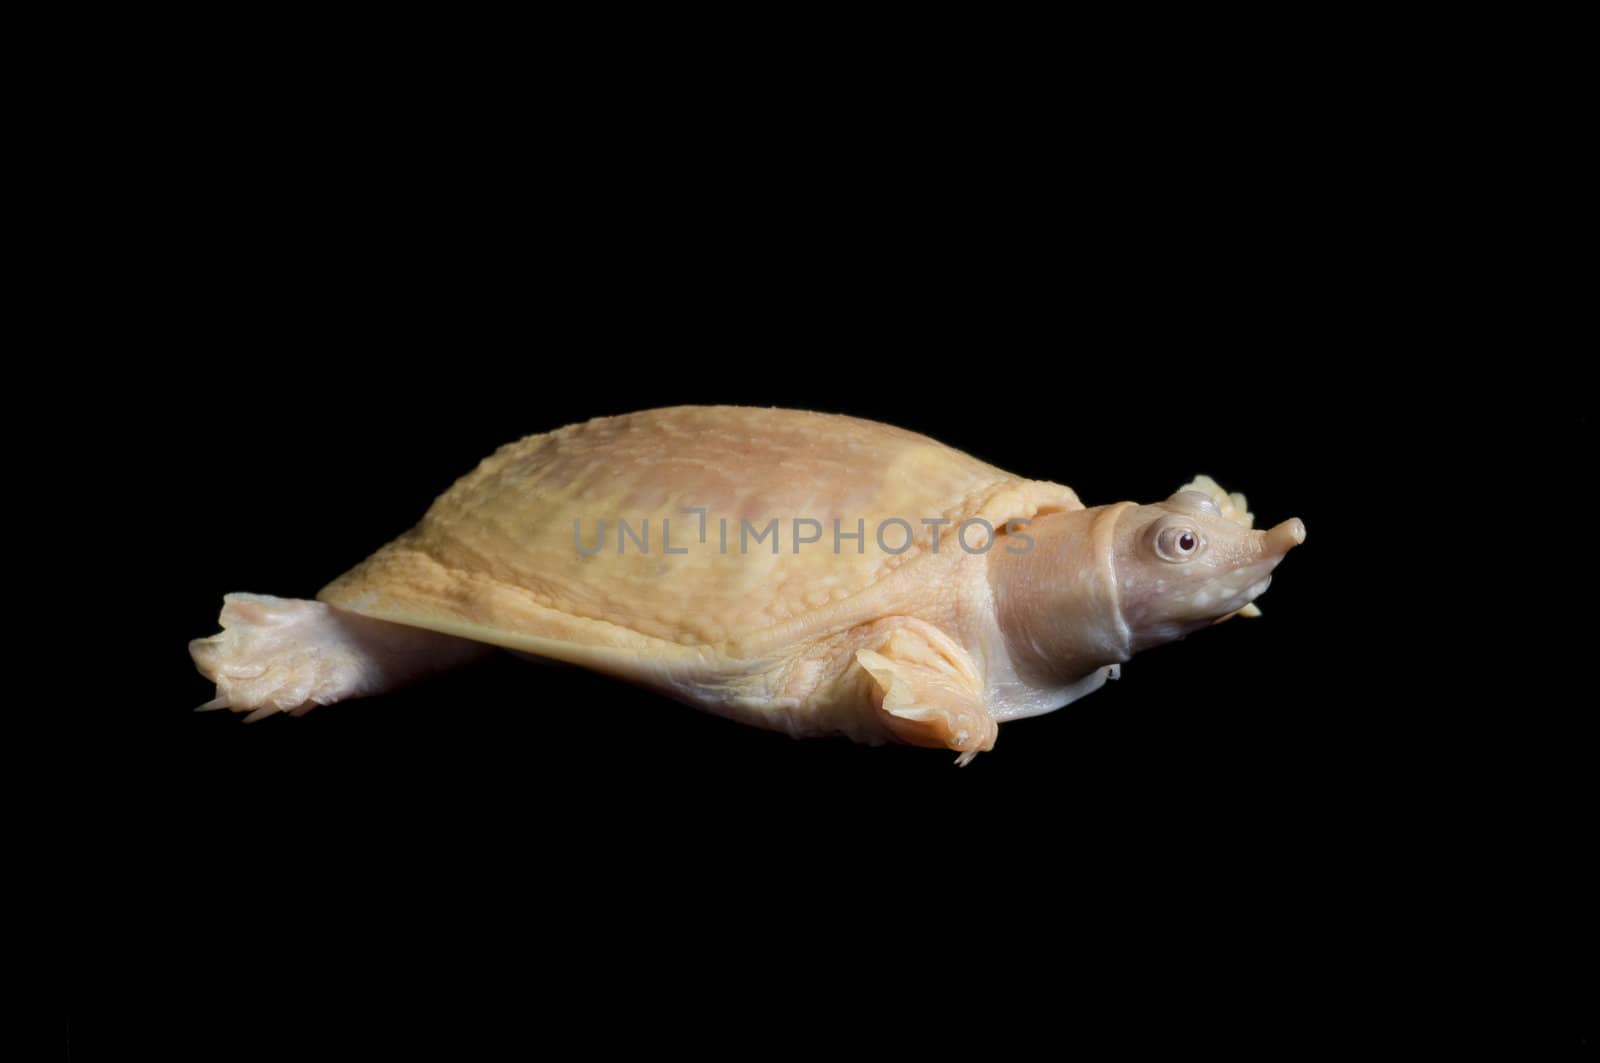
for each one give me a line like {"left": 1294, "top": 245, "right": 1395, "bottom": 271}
{"left": 1262, "top": 517, "right": 1305, "bottom": 559}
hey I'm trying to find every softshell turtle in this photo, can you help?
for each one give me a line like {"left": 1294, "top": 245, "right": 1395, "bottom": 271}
{"left": 190, "top": 406, "right": 1305, "bottom": 763}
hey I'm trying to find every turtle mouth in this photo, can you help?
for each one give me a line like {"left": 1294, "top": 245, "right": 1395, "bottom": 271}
{"left": 1192, "top": 563, "right": 1276, "bottom": 620}
{"left": 1237, "top": 574, "right": 1271, "bottom": 608}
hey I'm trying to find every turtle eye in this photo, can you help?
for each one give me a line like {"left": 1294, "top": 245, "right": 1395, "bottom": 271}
{"left": 1154, "top": 525, "right": 1203, "bottom": 562}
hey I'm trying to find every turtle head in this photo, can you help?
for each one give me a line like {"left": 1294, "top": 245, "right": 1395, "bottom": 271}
{"left": 987, "top": 482, "right": 1304, "bottom": 687}
{"left": 1111, "top": 489, "right": 1305, "bottom": 652}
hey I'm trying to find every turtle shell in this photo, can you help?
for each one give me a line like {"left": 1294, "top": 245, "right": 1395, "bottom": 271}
{"left": 317, "top": 406, "right": 1080, "bottom": 670}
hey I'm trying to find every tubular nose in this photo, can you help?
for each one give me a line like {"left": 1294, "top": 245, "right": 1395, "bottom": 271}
{"left": 1265, "top": 517, "right": 1306, "bottom": 555}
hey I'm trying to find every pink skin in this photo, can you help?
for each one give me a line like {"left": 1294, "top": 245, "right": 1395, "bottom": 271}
{"left": 989, "top": 491, "right": 1305, "bottom": 685}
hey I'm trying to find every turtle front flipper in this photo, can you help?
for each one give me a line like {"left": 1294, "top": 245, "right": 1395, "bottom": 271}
{"left": 856, "top": 626, "right": 996, "bottom": 766}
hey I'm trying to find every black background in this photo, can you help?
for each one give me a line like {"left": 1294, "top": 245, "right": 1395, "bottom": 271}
{"left": 75, "top": 69, "right": 1588, "bottom": 1055}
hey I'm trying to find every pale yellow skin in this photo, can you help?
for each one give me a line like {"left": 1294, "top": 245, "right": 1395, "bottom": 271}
{"left": 191, "top": 406, "right": 1305, "bottom": 763}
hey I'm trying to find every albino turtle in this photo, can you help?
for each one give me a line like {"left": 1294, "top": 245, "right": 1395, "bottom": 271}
{"left": 190, "top": 406, "right": 1304, "bottom": 763}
